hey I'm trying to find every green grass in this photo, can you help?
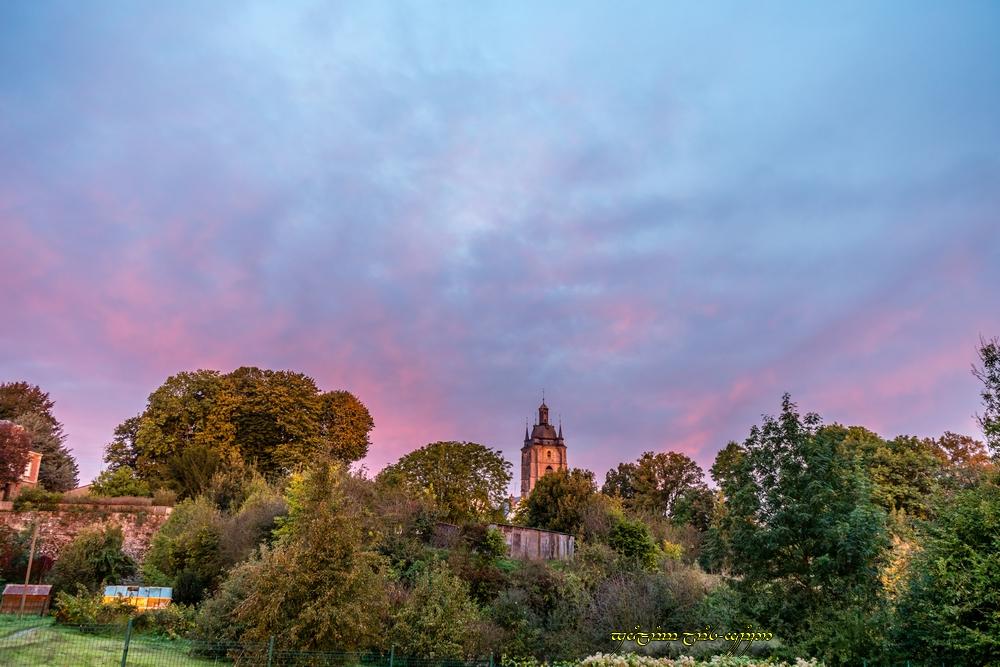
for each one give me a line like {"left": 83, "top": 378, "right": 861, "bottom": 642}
{"left": 0, "top": 615, "right": 221, "bottom": 666}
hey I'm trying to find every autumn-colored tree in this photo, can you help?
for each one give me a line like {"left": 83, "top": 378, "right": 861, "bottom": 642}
{"left": 0, "top": 420, "right": 31, "bottom": 488}
{"left": 102, "top": 367, "right": 374, "bottom": 495}
{"left": 378, "top": 441, "right": 512, "bottom": 524}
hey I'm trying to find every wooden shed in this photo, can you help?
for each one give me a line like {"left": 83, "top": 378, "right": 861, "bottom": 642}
{"left": 103, "top": 585, "right": 172, "bottom": 610}
{"left": 1, "top": 584, "right": 52, "bottom": 615}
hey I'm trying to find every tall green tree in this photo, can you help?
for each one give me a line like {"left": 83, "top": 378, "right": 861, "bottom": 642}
{"left": 0, "top": 382, "right": 79, "bottom": 491}
{"left": 894, "top": 470, "right": 1000, "bottom": 664}
{"left": 103, "top": 368, "right": 374, "bottom": 495}
{"left": 973, "top": 335, "right": 1000, "bottom": 457}
{"left": 521, "top": 468, "right": 596, "bottom": 536}
{"left": 199, "top": 462, "right": 393, "bottom": 651}
{"left": 378, "top": 441, "right": 512, "bottom": 524}
{"left": 604, "top": 451, "right": 710, "bottom": 526}
{"left": 601, "top": 462, "right": 638, "bottom": 500}
{"left": 14, "top": 412, "right": 79, "bottom": 491}
{"left": 720, "top": 395, "right": 889, "bottom": 661}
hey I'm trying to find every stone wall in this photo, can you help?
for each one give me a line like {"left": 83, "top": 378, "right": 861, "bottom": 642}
{"left": 0, "top": 505, "right": 172, "bottom": 563}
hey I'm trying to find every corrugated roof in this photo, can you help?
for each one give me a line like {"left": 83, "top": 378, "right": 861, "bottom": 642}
{"left": 2, "top": 584, "right": 52, "bottom": 596}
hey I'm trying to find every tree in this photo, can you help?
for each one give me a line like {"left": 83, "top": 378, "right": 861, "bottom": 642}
{"left": 90, "top": 467, "right": 151, "bottom": 497}
{"left": 607, "top": 451, "right": 709, "bottom": 525}
{"left": 103, "top": 416, "right": 142, "bottom": 471}
{"left": 829, "top": 425, "right": 942, "bottom": 520}
{"left": 319, "top": 390, "right": 374, "bottom": 462}
{"left": 14, "top": 412, "right": 79, "bottom": 491}
{"left": 521, "top": 468, "right": 596, "bottom": 536}
{"left": 143, "top": 496, "right": 224, "bottom": 604}
{"left": 0, "top": 421, "right": 31, "bottom": 488}
{"left": 0, "top": 382, "right": 57, "bottom": 424}
{"left": 973, "top": 335, "right": 1000, "bottom": 457}
{"left": 932, "top": 431, "right": 993, "bottom": 489}
{"left": 200, "top": 462, "right": 393, "bottom": 651}
{"left": 894, "top": 470, "right": 1000, "bottom": 664}
{"left": 606, "top": 518, "right": 657, "bottom": 570}
{"left": 720, "top": 395, "right": 889, "bottom": 660}
{"left": 391, "top": 560, "right": 484, "bottom": 659}
{"left": 0, "top": 382, "right": 79, "bottom": 491}
{"left": 601, "top": 462, "right": 638, "bottom": 500}
{"left": 103, "top": 368, "right": 375, "bottom": 495}
{"left": 48, "top": 525, "right": 136, "bottom": 594}
{"left": 378, "top": 441, "right": 512, "bottom": 524}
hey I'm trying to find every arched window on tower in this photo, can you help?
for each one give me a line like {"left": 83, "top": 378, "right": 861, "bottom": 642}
{"left": 545, "top": 465, "right": 553, "bottom": 474}
{"left": 547, "top": 450, "right": 552, "bottom": 461}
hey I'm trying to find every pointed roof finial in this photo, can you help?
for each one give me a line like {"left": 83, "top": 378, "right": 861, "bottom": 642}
{"left": 558, "top": 415, "right": 563, "bottom": 439}
{"left": 525, "top": 418, "right": 529, "bottom": 440}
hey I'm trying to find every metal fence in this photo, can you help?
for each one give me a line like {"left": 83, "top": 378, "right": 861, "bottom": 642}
{"left": 0, "top": 617, "right": 495, "bottom": 667}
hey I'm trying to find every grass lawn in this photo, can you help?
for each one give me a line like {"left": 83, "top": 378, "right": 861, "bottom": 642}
{"left": 0, "top": 615, "right": 222, "bottom": 666}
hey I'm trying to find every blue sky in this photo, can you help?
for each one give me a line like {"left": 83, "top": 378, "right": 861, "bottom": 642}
{"left": 1, "top": 1, "right": 999, "bottom": 486}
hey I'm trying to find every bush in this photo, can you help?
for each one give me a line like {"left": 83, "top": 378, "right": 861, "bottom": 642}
{"left": 47, "top": 525, "right": 137, "bottom": 594}
{"left": 53, "top": 586, "right": 134, "bottom": 625}
{"left": 90, "top": 467, "right": 151, "bottom": 497}
{"left": 131, "top": 603, "right": 197, "bottom": 638}
{"left": 608, "top": 518, "right": 658, "bottom": 569}
{"left": 12, "top": 487, "right": 63, "bottom": 510}
{"left": 152, "top": 488, "right": 178, "bottom": 507}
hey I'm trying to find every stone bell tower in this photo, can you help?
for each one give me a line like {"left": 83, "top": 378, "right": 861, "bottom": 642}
{"left": 520, "top": 397, "right": 568, "bottom": 496}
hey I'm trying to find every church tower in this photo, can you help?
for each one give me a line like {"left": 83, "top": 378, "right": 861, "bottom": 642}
{"left": 520, "top": 398, "right": 568, "bottom": 496}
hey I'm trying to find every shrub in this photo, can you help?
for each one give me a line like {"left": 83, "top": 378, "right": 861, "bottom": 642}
{"left": 608, "top": 518, "right": 658, "bottom": 569}
{"left": 131, "top": 603, "right": 197, "bottom": 638}
{"left": 90, "top": 467, "right": 151, "bottom": 497}
{"left": 152, "top": 488, "right": 178, "bottom": 507}
{"left": 12, "top": 487, "right": 62, "bottom": 510}
{"left": 53, "top": 586, "right": 134, "bottom": 625}
{"left": 47, "top": 525, "right": 136, "bottom": 594}
{"left": 142, "top": 497, "right": 223, "bottom": 604}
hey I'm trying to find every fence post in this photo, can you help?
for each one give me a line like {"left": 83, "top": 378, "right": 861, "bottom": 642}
{"left": 267, "top": 635, "right": 275, "bottom": 667}
{"left": 389, "top": 644, "right": 395, "bottom": 667}
{"left": 120, "top": 617, "right": 133, "bottom": 667}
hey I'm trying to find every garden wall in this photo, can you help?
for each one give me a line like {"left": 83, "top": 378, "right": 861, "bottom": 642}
{"left": 0, "top": 505, "right": 172, "bottom": 563}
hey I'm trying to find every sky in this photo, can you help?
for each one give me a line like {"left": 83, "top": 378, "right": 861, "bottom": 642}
{"left": 2, "top": 1, "right": 999, "bottom": 488}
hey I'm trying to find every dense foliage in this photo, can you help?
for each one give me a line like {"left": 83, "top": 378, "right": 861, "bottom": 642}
{"left": 0, "top": 381, "right": 79, "bottom": 490}
{"left": 48, "top": 525, "right": 136, "bottom": 595}
{"left": 23, "top": 339, "right": 1000, "bottom": 663}
{"left": 103, "top": 368, "right": 374, "bottom": 495}
{"left": 378, "top": 440, "right": 512, "bottom": 523}
{"left": 0, "top": 419, "right": 31, "bottom": 487}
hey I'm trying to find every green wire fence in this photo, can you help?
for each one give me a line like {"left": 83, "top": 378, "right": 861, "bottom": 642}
{"left": 0, "top": 616, "right": 495, "bottom": 667}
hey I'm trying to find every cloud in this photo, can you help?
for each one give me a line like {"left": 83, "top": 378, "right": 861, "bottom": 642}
{"left": 1, "top": 2, "right": 998, "bottom": 485}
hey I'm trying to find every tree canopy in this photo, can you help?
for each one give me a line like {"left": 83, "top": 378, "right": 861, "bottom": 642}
{"left": 602, "top": 450, "right": 710, "bottom": 527}
{"left": 0, "top": 421, "right": 31, "bottom": 488}
{"left": 521, "top": 468, "right": 596, "bottom": 536}
{"left": 0, "top": 382, "right": 79, "bottom": 491}
{"left": 103, "top": 368, "right": 374, "bottom": 495}
{"left": 717, "top": 394, "right": 889, "bottom": 660}
{"left": 973, "top": 335, "right": 1000, "bottom": 457}
{"left": 378, "top": 441, "right": 512, "bottom": 524}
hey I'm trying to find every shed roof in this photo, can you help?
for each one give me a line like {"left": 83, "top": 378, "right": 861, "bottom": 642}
{"left": 2, "top": 584, "right": 52, "bottom": 596}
